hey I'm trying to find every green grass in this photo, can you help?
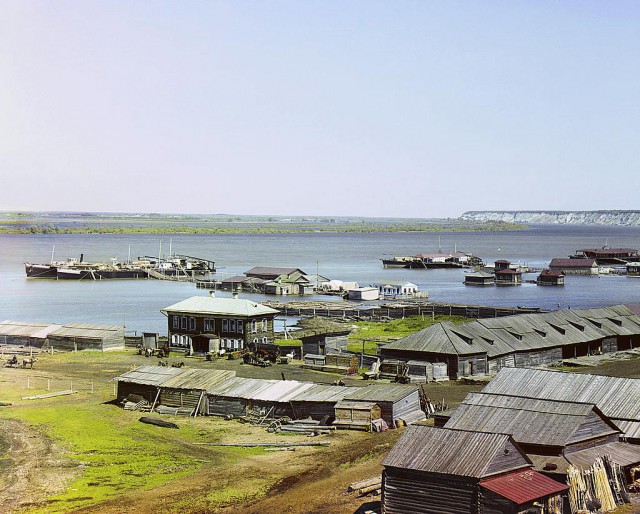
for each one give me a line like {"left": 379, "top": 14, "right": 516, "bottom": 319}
{"left": 347, "top": 315, "right": 468, "bottom": 354}
{"left": 0, "top": 400, "right": 257, "bottom": 513}
{"left": 273, "top": 339, "right": 302, "bottom": 347}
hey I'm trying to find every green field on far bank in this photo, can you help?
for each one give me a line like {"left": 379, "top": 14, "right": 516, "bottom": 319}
{"left": 0, "top": 212, "right": 526, "bottom": 234}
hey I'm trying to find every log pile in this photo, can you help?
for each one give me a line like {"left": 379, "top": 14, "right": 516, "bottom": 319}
{"left": 567, "top": 456, "right": 629, "bottom": 513}
{"left": 347, "top": 476, "right": 382, "bottom": 497}
{"left": 267, "top": 418, "right": 336, "bottom": 436}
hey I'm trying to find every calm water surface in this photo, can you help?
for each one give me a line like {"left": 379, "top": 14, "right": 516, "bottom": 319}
{"left": 1, "top": 225, "right": 640, "bottom": 335}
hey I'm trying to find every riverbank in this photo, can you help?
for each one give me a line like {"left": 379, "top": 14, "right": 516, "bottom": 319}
{"left": 0, "top": 221, "right": 526, "bottom": 235}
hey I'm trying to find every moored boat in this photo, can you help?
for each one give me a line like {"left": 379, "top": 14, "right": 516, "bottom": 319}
{"left": 25, "top": 263, "right": 58, "bottom": 278}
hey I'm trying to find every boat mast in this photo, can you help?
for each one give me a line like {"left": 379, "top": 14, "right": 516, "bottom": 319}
{"left": 50, "top": 245, "right": 55, "bottom": 264}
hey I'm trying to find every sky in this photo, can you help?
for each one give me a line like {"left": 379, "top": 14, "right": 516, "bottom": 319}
{"left": 1, "top": 1, "right": 639, "bottom": 218}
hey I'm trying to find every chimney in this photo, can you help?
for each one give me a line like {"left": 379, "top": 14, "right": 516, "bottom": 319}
{"left": 209, "top": 290, "right": 215, "bottom": 298}
{"left": 232, "top": 292, "right": 239, "bottom": 299}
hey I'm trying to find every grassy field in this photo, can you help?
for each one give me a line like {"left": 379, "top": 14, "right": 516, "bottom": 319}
{"left": 347, "top": 314, "right": 468, "bottom": 354}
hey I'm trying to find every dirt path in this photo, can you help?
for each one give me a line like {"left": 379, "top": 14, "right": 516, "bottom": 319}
{"left": 0, "top": 418, "right": 77, "bottom": 513}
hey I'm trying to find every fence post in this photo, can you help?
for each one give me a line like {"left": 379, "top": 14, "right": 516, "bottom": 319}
{"left": 47, "top": 379, "right": 50, "bottom": 391}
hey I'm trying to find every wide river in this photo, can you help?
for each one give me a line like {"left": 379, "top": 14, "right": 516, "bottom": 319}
{"left": 2, "top": 225, "right": 640, "bottom": 335}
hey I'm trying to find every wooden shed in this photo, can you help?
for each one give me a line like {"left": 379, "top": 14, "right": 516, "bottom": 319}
{"left": 115, "top": 366, "right": 184, "bottom": 404}
{"left": 322, "top": 352, "right": 358, "bottom": 374}
{"left": 403, "top": 360, "right": 433, "bottom": 383}
{"left": 344, "top": 384, "right": 425, "bottom": 427}
{"left": 381, "top": 426, "right": 568, "bottom": 514}
{"left": 333, "top": 400, "right": 382, "bottom": 431}
{"left": 302, "top": 353, "right": 325, "bottom": 370}
{"left": 158, "top": 368, "right": 235, "bottom": 416}
{"left": 444, "top": 392, "right": 622, "bottom": 457}
{"left": 47, "top": 323, "right": 125, "bottom": 351}
{"left": 289, "top": 383, "right": 352, "bottom": 422}
{"left": 0, "top": 321, "right": 61, "bottom": 348}
{"left": 483, "top": 367, "right": 640, "bottom": 444}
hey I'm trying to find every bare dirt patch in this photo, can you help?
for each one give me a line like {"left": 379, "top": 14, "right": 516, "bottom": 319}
{"left": 0, "top": 418, "right": 77, "bottom": 513}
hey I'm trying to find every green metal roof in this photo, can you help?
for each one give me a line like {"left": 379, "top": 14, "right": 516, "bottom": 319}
{"left": 161, "top": 296, "right": 278, "bottom": 317}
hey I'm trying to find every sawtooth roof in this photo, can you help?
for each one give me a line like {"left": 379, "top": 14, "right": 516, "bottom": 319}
{"left": 383, "top": 305, "right": 640, "bottom": 358}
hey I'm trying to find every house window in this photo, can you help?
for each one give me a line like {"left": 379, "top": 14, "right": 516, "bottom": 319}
{"left": 251, "top": 320, "right": 257, "bottom": 333}
{"left": 262, "top": 319, "right": 267, "bottom": 331}
{"left": 172, "top": 316, "right": 179, "bottom": 329}
{"left": 181, "top": 316, "right": 187, "bottom": 329}
{"left": 239, "top": 339, "right": 244, "bottom": 349}
{"left": 262, "top": 336, "right": 267, "bottom": 344}
{"left": 204, "top": 318, "right": 215, "bottom": 332}
{"left": 230, "top": 319, "right": 236, "bottom": 333}
{"left": 189, "top": 317, "right": 196, "bottom": 331}
{"left": 253, "top": 338, "right": 258, "bottom": 345}
{"left": 222, "top": 319, "right": 228, "bottom": 332}
{"left": 237, "top": 320, "right": 243, "bottom": 334}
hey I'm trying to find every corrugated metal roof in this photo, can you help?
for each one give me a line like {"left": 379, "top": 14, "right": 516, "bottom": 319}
{"left": 483, "top": 368, "right": 640, "bottom": 424}
{"left": 115, "top": 365, "right": 184, "bottom": 386}
{"left": 444, "top": 393, "right": 619, "bottom": 447}
{"left": 345, "top": 384, "right": 418, "bottom": 403}
{"left": 0, "top": 320, "right": 62, "bottom": 339}
{"left": 161, "top": 296, "right": 278, "bottom": 317}
{"left": 245, "top": 267, "right": 304, "bottom": 277}
{"left": 382, "top": 426, "right": 530, "bottom": 478}
{"left": 565, "top": 442, "right": 640, "bottom": 469}
{"left": 49, "top": 322, "right": 124, "bottom": 339}
{"left": 480, "top": 470, "right": 568, "bottom": 504}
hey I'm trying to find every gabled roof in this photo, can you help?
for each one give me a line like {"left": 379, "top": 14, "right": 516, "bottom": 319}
{"left": 49, "top": 322, "right": 123, "bottom": 339}
{"left": 384, "top": 305, "right": 640, "bottom": 358}
{"left": 382, "top": 426, "right": 531, "bottom": 478}
{"left": 161, "top": 296, "right": 278, "bottom": 317}
{"left": 444, "top": 393, "right": 620, "bottom": 448}
{"left": 483, "top": 368, "right": 640, "bottom": 425}
{"left": 244, "top": 267, "right": 305, "bottom": 277}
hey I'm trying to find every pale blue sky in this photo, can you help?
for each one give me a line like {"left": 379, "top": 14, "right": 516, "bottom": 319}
{"left": 1, "top": 1, "right": 639, "bottom": 218}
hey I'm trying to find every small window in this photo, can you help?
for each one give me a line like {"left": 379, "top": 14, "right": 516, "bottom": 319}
{"left": 251, "top": 320, "right": 257, "bottom": 333}
{"left": 189, "top": 317, "right": 196, "bottom": 331}
{"left": 230, "top": 319, "right": 236, "bottom": 333}
{"left": 222, "top": 319, "right": 228, "bottom": 332}
{"left": 237, "top": 320, "right": 243, "bottom": 333}
{"left": 262, "top": 336, "right": 267, "bottom": 344}
{"left": 262, "top": 319, "right": 267, "bottom": 331}
{"left": 181, "top": 316, "right": 187, "bottom": 329}
{"left": 172, "top": 316, "right": 179, "bottom": 329}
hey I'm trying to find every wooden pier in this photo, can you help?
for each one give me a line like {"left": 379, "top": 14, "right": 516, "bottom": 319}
{"left": 261, "top": 299, "right": 546, "bottom": 320}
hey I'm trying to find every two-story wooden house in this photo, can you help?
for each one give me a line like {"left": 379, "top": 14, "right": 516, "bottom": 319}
{"left": 161, "top": 292, "right": 279, "bottom": 354}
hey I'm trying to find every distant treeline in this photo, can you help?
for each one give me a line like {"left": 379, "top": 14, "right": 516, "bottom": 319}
{"left": 0, "top": 221, "right": 526, "bottom": 235}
